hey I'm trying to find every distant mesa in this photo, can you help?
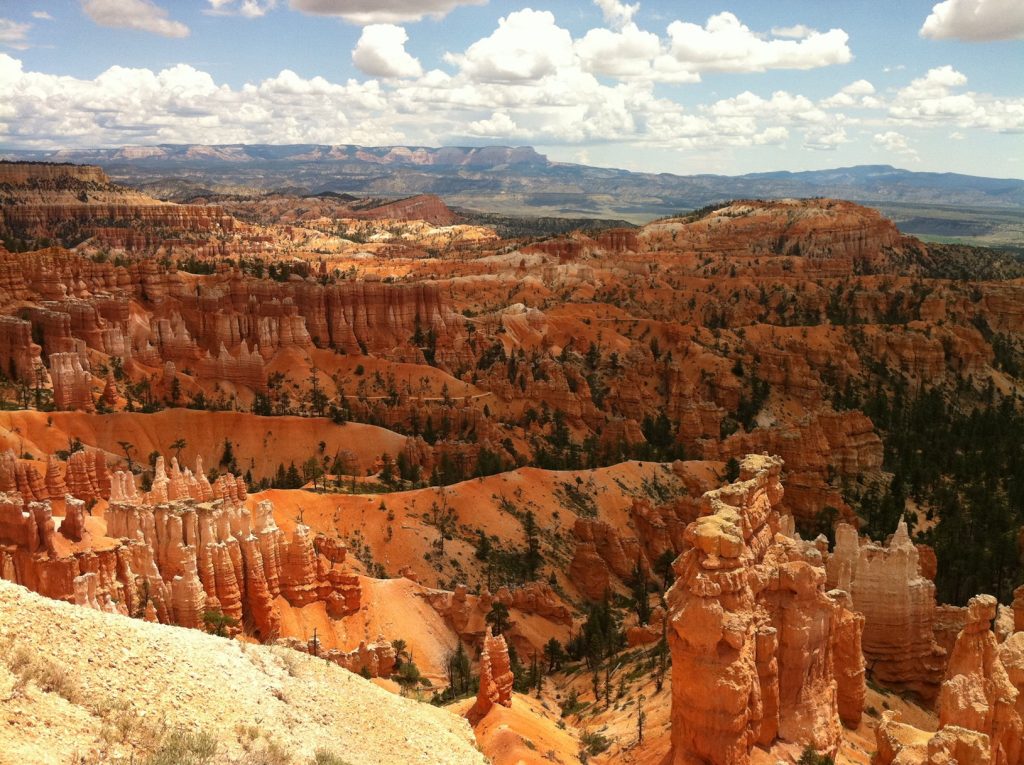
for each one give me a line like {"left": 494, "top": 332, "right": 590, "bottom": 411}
{"left": 8, "top": 143, "right": 551, "bottom": 169}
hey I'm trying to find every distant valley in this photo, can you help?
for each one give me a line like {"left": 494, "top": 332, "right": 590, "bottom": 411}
{"left": 5, "top": 144, "right": 1023, "bottom": 247}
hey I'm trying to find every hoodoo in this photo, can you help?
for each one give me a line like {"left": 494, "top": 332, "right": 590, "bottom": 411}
{"left": 666, "top": 454, "right": 865, "bottom": 764}
{"left": 468, "top": 632, "right": 514, "bottom": 723}
{"left": 938, "top": 595, "right": 1023, "bottom": 765}
{"left": 827, "top": 520, "right": 947, "bottom": 699}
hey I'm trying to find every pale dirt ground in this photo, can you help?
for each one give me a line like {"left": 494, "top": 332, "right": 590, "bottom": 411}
{"left": 0, "top": 579, "right": 487, "bottom": 765}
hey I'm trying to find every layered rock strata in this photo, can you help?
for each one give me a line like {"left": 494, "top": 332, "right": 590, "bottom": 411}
{"left": 0, "top": 453, "right": 359, "bottom": 648}
{"left": 938, "top": 595, "right": 1023, "bottom": 765}
{"left": 874, "top": 711, "right": 992, "bottom": 765}
{"left": 468, "top": 632, "right": 514, "bottom": 723}
{"left": 49, "top": 351, "right": 94, "bottom": 411}
{"left": 827, "top": 520, "right": 946, "bottom": 700}
{"left": 665, "top": 454, "right": 865, "bottom": 765}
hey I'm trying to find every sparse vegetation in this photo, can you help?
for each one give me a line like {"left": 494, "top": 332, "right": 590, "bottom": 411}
{"left": 3, "top": 637, "right": 81, "bottom": 704}
{"left": 579, "top": 730, "right": 612, "bottom": 757}
{"left": 143, "top": 730, "right": 218, "bottom": 765}
{"left": 312, "top": 750, "right": 353, "bottom": 765}
{"left": 797, "top": 746, "right": 835, "bottom": 765}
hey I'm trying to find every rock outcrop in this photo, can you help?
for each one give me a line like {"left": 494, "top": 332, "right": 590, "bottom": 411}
{"left": 665, "top": 454, "right": 864, "bottom": 765}
{"left": 640, "top": 199, "right": 913, "bottom": 272}
{"left": 0, "top": 162, "right": 235, "bottom": 243}
{"left": 0, "top": 450, "right": 360, "bottom": 651}
{"left": 1014, "top": 585, "right": 1024, "bottom": 634}
{"left": 830, "top": 588, "right": 867, "bottom": 728}
{"left": 827, "top": 520, "right": 946, "bottom": 700}
{"left": 938, "top": 594, "right": 1023, "bottom": 765}
{"left": 0, "top": 315, "right": 45, "bottom": 383}
{"left": 0, "top": 451, "right": 47, "bottom": 502}
{"left": 64, "top": 449, "right": 110, "bottom": 502}
{"left": 468, "top": 632, "right": 514, "bottom": 723}
{"left": 874, "top": 711, "right": 992, "bottom": 765}
{"left": 277, "top": 635, "right": 397, "bottom": 678}
{"left": 49, "top": 351, "right": 94, "bottom": 411}
{"left": 0, "top": 492, "right": 56, "bottom": 556}
{"left": 567, "top": 517, "right": 641, "bottom": 600}
{"left": 43, "top": 455, "right": 67, "bottom": 500}
{"left": 0, "top": 162, "right": 110, "bottom": 185}
{"left": 57, "top": 495, "right": 86, "bottom": 542}
{"left": 1002, "top": 632, "right": 1024, "bottom": 723}
{"left": 349, "top": 194, "right": 458, "bottom": 225}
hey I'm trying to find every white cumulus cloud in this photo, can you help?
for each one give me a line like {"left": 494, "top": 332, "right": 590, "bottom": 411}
{"left": 3, "top": 9, "right": 1021, "bottom": 163}
{"left": 82, "top": 0, "right": 190, "bottom": 38}
{"left": 821, "top": 79, "right": 876, "bottom": 107}
{"left": 353, "top": 24, "right": 422, "bottom": 79}
{"left": 889, "top": 65, "right": 1024, "bottom": 132}
{"left": 874, "top": 130, "right": 919, "bottom": 160}
{"left": 289, "top": 0, "right": 485, "bottom": 25}
{"left": 707, "top": 90, "right": 828, "bottom": 124}
{"left": 920, "top": 0, "right": 1024, "bottom": 41}
{"left": 770, "top": 24, "right": 816, "bottom": 39}
{"left": 667, "top": 12, "right": 852, "bottom": 73}
{"left": 594, "top": 0, "right": 638, "bottom": 29}
{"left": 575, "top": 23, "right": 671, "bottom": 80}
{"left": 0, "top": 50, "right": 841, "bottom": 155}
{"left": 445, "top": 9, "right": 574, "bottom": 83}
{"left": 842, "top": 79, "right": 875, "bottom": 96}
{"left": 804, "top": 126, "right": 848, "bottom": 150}
{"left": 467, "top": 111, "right": 526, "bottom": 138}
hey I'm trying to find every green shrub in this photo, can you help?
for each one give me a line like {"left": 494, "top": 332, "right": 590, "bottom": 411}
{"left": 312, "top": 750, "right": 353, "bottom": 765}
{"left": 797, "top": 746, "right": 835, "bottom": 765}
{"left": 580, "top": 730, "right": 611, "bottom": 756}
{"left": 143, "top": 730, "right": 218, "bottom": 765}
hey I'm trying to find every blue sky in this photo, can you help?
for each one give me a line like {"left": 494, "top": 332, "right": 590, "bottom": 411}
{"left": 0, "top": 0, "right": 1022, "bottom": 176}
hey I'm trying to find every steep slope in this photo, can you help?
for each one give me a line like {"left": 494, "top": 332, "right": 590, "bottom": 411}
{"left": 0, "top": 409, "right": 408, "bottom": 479}
{"left": 0, "top": 578, "right": 486, "bottom": 765}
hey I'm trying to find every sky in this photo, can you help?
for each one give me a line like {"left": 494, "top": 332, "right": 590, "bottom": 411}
{"left": 0, "top": 0, "right": 1022, "bottom": 177}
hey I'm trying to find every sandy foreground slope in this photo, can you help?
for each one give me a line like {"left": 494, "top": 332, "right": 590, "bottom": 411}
{"left": 0, "top": 580, "right": 487, "bottom": 765}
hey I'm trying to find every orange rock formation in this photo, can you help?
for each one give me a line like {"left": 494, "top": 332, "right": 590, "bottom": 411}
{"left": 468, "top": 632, "right": 514, "bottom": 723}
{"left": 665, "top": 454, "right": 865, "bottom": 764}
{"left": 49, "top": 351, "right": 94, "bottom": 411}
{"left": 828, "top": 520, "right": 947, "bottom": 700}
{"left": 938, "top": 595, "right": 1023, "bottom": 765}
{"left": 875, "top": 711, "right": 992, "bottom": 765}
{"left": 0, "top": 450, "right": 358, "bottom": 645}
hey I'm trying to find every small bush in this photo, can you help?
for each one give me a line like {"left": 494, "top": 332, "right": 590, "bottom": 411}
{"left": 240, "top": 740, "right": 291, "bottom": 765}
{"left": 4, "top": 640, "right": 81, "bottom": 704}
{"left": 560, "top": 688, "right": 585, "bottom": 717}
{"left": 98, "top": 700, "right": 167, "bottom": 751}
{"left": 394, "top": 659, "right": 427, "bottom": 689}
{"left": 797, "top": 747, "right": 835, "bottom": 765}
{"left": 278, "top": 650, "right": 301, "bottom": 677}
{"left": 236, "top": 723, "right": 261, "bottom": 745}
{"left": 580, "top": 730, "right": 611, "bottom": 756}
{"left": 313, "top": 750, "right": 353, "bottom": 765}
{"left": 143, "top": 730, "right": 218, "bottom": 765}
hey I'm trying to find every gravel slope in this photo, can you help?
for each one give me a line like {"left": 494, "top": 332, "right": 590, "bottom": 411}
{"left": 0, "top": 580, "right": 487, "bottom": 765}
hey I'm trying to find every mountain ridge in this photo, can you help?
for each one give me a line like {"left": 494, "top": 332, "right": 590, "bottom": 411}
{"left": 3, "top": 146, "right": 1023, "bottom": 241}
